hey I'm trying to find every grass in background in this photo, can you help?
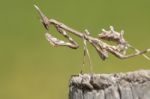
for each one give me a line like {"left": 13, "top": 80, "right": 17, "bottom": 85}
{"left": 0, "top": 0, "right": 150, "bottom": 99}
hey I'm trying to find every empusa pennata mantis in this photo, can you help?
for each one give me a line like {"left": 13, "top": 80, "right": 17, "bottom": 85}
{"left": 34, "top": 5, "right": 150, "bottom": 72}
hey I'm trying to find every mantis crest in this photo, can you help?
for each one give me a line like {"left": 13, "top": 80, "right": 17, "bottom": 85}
{"left": 34, "top": 5, "right": 150, "bottom": 72}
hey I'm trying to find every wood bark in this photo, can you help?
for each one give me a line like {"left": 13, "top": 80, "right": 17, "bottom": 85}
{"left": 69, "top": 70, "right": 150, "bottom": 99}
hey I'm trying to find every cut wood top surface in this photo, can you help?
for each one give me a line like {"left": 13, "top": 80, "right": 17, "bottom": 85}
{"left": 70, "top": 70, "right": 150, "bottom": 90}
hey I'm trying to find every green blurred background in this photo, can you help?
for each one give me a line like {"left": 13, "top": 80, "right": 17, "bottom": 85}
{"left": 0, "top": 0, "right": 150, "bottom": 99}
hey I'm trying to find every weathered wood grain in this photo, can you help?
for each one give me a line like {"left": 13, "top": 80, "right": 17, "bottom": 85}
{"left": 69, "top": 70, "right": 150, "bottom": 99}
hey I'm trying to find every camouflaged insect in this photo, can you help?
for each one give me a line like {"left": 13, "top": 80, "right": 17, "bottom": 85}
{"left": 35, "top": 5, "right": 150, "bottom": 71}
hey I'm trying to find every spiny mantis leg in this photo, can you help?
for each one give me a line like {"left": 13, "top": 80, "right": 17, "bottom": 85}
{"left": 108, "top": 46, "right": 150, "bottom": 59}
{"left": 35, "top": 4, "right": 79, "bottom": 49}
{"left": 127, "top": 44, "right": 150, "bottom": 60}
{"left": 82, "top": 30, "right": 93, "bottom": 73}
{"left": 45, "top": 32, "right": 78, "bottom": 48}
{"left": 55, "top": 26, "right": 79, "bottom": 49}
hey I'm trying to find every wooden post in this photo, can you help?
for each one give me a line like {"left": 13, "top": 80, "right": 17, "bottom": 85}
{"left": 69, "top": 70, "right": 150, "bottom": 99}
